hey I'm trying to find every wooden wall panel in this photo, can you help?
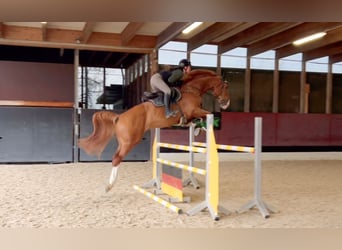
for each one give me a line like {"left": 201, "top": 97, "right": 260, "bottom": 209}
{"left": 0, "top": 60, "right": 74, "bottom": 103}
{"left": 307, "top": 73, "right": 326, "bottom": 113}
{"left": 159, "top": 112, "right": 342, "bottom": 147}
{"left": 332, "top": 74, "right": 342, "bottom": 114}
{"left": 250, "top": 70, "right": 273, "bottom": 112}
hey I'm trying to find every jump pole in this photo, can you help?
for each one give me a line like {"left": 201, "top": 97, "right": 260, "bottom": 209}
{"left": 143, "top": 123, "right": 207, "bottom": 191}
{"left": 133, "top": 185, "right": 182, "bottom": 214}
{"left": 142, "top": 127, "right": 161, "bottom": 190}
{"left": 155, "top": 137, "right": 207, "bottom": 203}
{"left": 236, "top": 117, "right": 276, "bottom": 218}
{"left": 183, "top": 122, "right": 201, "bottom": 189}
{"left": 193, "top": 142, "right": 255, "bottom": 153}
{"left": 186, "top": 114, "right": 230, "bottom": 220}
{"left": 139, "top": 114, "right": 229, "bottom": 220}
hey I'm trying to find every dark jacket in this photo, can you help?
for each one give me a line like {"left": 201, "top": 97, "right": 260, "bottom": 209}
{"left": 159, "top": 68, "right": 184, "bottom": 87}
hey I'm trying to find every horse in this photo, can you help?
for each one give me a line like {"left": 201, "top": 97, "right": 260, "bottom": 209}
{"left": 78, "top": 69, "right": 230, "bottom": 192}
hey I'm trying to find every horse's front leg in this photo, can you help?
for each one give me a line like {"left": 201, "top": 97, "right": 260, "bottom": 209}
{"left": 188, "top": 108, "right": 212, "bottom": 135}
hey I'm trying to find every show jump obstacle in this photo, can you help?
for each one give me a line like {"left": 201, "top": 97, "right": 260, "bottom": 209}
{"left": 133, "top": 114, "right": 275, "bottom": 220}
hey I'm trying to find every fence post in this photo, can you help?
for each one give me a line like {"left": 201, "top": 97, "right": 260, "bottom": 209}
{"left": 237, "top": 117, "right": 276, "bottom": 218}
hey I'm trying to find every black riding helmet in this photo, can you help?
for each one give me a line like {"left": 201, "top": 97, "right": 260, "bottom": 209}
{"left": 178, "top": 59, "right": 191, "bottom": 69}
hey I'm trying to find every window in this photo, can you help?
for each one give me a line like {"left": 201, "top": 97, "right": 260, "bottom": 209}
{"left": 306, "top": 56, "right": 328, "bottom": 73}
{"left": 221, "top": 47, "right": 247, "bottom": 69}
{"left": 78, "top": 67, "right": 123, "bottom": 109}
{"left": 251, "top": 50, "right": 275, "bottom": 70}
{"left": 333, "top": 62, "right": 342, "bottom": 73}
{"left": 158, "top": 41, "right": 188, "bottom": 65}
{"left": 279, "top": 53, "right": 302, "bottom": 72}
{"left": 191, "top": 45, "right": 218, "bottom": 67}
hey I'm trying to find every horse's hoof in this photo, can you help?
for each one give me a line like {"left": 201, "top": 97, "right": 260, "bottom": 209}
{"left": 179, "top": 116, "right": 187, "bottom": 125}
{"left": 105, "top": 185, "right": 112, "bottom": 193}
{"left": 194, "top": 127, "right": 201, "bottom": 136}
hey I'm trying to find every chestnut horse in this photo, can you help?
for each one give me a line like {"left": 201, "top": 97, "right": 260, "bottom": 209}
{"left": 79, "top": 69, "right": 230, "bottom": 192}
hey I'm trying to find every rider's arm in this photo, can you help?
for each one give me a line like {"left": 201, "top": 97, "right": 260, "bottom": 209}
{"left": 167, "top": 69, "right": 183, "bottom": 84}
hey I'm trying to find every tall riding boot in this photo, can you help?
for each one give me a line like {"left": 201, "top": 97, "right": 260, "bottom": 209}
{"left": 164, "top": 93, "right": 175, "bottom": 118}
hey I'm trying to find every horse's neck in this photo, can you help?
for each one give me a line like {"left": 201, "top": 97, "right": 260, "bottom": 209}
{"left": 183, "top": 78, "right": 215, "bottom": 96}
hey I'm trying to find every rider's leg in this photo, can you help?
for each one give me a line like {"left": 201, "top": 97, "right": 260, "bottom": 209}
{"left": 150, "top": 73, "right": 176, "bottom": 118}
{"left": 164, "top": 92, "right": 175, "bottom": 118}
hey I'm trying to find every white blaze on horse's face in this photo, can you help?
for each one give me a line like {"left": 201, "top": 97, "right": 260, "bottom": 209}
{"left": 217, "top": 82, "right": 230, "bottom": 110}
{"left": 220, "top": 99, "right": 230, "bottom": 110}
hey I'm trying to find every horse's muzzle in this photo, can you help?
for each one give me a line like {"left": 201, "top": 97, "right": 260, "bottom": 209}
{"left": 219, "top": 99, "right": 230, "bottom": 110}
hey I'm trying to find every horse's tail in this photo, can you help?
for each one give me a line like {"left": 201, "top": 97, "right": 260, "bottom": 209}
{"left": 79, "top": 111, "right": 119, "bottom": 158}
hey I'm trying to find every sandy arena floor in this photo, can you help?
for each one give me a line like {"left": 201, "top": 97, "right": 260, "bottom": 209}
{"left": 0, "top": 152, "right": 341, "bottom": 228}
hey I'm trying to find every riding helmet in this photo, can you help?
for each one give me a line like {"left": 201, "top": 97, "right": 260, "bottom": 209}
{"left": 179, "top": 59, "right": 191, "bottom": 68}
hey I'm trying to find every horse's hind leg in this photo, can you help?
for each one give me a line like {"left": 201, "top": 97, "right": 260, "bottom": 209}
{"left": 105, "top": 167, "right": 119, "bottom": 192}
{"left": 111, "top": 145, "right": 128, "bottom": 167}
{"left": 105, "top": 143, "right": 132, "bottom": 192}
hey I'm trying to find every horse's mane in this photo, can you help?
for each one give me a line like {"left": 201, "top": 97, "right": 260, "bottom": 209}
{"left": 182, "top": 69, "right": 219, "bottom": 84}
{"left": 180, "top": 69, "right": 224, "bottom": 96}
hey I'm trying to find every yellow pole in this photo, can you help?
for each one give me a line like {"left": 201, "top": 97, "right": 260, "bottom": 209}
{"left": 152, "top": 134, "right": 157, "bottom": 180}
{"left": 133, "top": 185, "right": 182, "bottom": 214}
{"left": 207, "top": 123, "right": 219, "bottom": 216}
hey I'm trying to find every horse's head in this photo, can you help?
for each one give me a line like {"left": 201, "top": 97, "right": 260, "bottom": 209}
{"left": 182, "top": 70, "right": 230, "bottom": 110}
{"left": 211, "top": 77, "right": 230, "bottom": 110}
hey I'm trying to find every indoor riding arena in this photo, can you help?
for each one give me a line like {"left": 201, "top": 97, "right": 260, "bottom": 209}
{"left": 0, "top": 152, "right": 341, "bottom": 228}
{"left": 1, "top": 22, "right": 342, "bottom": 229}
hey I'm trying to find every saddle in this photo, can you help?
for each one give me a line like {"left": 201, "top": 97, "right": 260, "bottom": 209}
{"left": 142, "top": 87, "right": 208, "bottom": 130}
{"left": 141, "top": 87, "right": 182, "bottom": 107}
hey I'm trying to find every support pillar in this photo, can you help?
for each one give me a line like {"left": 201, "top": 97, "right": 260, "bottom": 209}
{"left": 73, "top": 49, "right": 79, "bottom": 163}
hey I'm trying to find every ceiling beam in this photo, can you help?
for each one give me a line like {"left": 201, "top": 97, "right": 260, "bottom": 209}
{"left": 247, "top": 22, "right": 303, "bottom": 56}
{"left": 87, "top": 51, "right": 97, "bottom": 65}
{"left": 114, "top": 53, "right": 130, "bottom": 68}
{"left": 214, "top": 22, "right": 257, "bottom": 43}
{"left": 121, "top": 22, "right": 144, "bottom": 46}
{"left": 156, "top": 22, "right": 190, "bottom": 48}
{"left": 218, "top": 22, "right": 292, "bottom": 54}
{"left": 275, "top": 23, "right": 342, "bottom": 59}
{"left": 329, "top": 53, "right": 342, "bottom": 64}
{"left": 102, "top": 52, "right": 113, "bottom": 65}
{"left": 78, "top": 22, "right": 96, "bottom": 43}
{"left": 219, "top": 22, "right": 308, "bottom": 55}
{"left": 0, "top": 25, "right": 154, "bottom": 53}
{"left": 187, "top": 22, "right": 243, "bottom": 51}
{"left": 303, "top": 42, "right": 342, "bottom": 61}
{"left": 0, "top": 38, "right": 153, "bottom": 54}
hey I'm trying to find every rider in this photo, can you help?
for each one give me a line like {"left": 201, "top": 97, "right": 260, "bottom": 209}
{"left": 150, "top": 58, "right": 192, "bottom": 118}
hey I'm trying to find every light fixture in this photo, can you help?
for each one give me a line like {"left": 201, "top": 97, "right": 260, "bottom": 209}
{"left": 293, "top": 32, "right": 327, "bottom": 46}
{"left": 182, "top": 22, "right": 203, "bottom": 34}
